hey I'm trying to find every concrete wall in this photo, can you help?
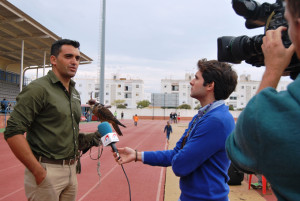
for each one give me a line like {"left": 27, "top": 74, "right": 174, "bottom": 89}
{"left": 1, "top": 107, "right": 242, "bottom": 129}
{"left": 109, "top": 107, "right": 241, "bottom": 121}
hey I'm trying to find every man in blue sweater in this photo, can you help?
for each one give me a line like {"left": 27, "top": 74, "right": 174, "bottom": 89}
{"left": 114, "top": 59, "right": 237, "bottom": 201}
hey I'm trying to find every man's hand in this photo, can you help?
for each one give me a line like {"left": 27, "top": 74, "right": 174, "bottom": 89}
{"left": 258, "top": 26, "right": 295, "bottom": 93}
{"left": 33, "top": 167, "right": 47, "bottom": 185}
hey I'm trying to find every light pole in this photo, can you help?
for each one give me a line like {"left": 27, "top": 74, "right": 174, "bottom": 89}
{"left": 99, "top": 0, "right": 106, "bottom": 104}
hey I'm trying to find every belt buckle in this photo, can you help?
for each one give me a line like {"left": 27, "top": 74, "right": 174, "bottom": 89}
{"left": 68, "top": 159, "right": 74, "bottom": 165}
{"left": 63, "top": 159, "right": 75, "bottom": 166}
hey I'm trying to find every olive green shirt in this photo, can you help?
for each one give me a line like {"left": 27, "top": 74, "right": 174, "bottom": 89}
{"left": 4, "top": 70, "right": 81, "bottom": 159}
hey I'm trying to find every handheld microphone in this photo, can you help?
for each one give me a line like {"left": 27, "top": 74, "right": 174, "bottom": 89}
{"left": 97, "top": 122, "right": 120, "bottom": 159}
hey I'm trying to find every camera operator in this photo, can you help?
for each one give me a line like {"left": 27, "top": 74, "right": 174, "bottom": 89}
{"left": 226, "top": 0, "right": 300, "bottom": 200}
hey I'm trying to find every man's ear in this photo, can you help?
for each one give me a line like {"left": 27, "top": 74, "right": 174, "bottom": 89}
{"left": 207, "top": 82, "right": 215, "bottom": 92}
{"left": 50, "top": 55, "right": 57, "bottom": 67}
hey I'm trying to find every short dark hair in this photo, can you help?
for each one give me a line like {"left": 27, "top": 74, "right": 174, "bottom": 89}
{"left": 287, "top": 0, "right": 300, "bottom": 19}
{"left": 50, "top": 39, "right": 80, "bottom": 57}
{"left": 197, "top": 58, "right": 237, "bottom": 100}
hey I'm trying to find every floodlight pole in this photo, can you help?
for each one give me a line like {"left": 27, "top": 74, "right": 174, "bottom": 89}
{"left": 99, "top": 0, "right": 106, "bottom": 104}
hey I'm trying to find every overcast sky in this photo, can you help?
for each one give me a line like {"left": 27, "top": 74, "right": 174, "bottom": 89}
{"left": 8, "top": 0, "right": 290, "bottom": 93}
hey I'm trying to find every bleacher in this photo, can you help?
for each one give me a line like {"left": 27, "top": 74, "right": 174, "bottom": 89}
{"left": 0, "top": 80, "right": 20, "bottom": 101}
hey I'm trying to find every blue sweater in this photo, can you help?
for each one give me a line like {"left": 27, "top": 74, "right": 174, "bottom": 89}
{"left": 144, "top": 104, "right": 235, "bottom": 201}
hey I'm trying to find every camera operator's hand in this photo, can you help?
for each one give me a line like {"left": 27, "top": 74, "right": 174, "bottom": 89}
{"left": 259, "top": 26, "right": 295, "bottom": 93}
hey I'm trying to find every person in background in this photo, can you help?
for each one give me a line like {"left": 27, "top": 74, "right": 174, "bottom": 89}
{"left": 173, "top": 112, "right": 178, "bottom": 124}
{"left": 133, "top": 114, "right": 139, "bottom": 126}
{"left": 226, "top": 0, "right": 300, "bottom": 200}
{"left": 1, "top": 98, "right": 8, "bottom": 113}
{"left": 121, "top": 111, "right": 124, "bottom": 119}
{"left": 4, "top": 39, "right": 82, "bottom": 201}
{"left": 114, "top": 59, "right": 237, "bottom": 201}
{"left": 177, "top": 112, "right": 181, "bottom": 123}
{"left": 164, "top": 121, "right": 172, "bottom": 145}
{"left": 169, "top": 112, "right": 173, "bottom": 124}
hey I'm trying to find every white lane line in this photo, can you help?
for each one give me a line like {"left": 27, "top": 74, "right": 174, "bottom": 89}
{"left": 156, "top": 142, "right": 168, "bottom": 201}
{"left": 0, "top": 187, "right": 24, "bottom": 201}
{"left": 0, "top": 164, "right": 22, "bottom": 173}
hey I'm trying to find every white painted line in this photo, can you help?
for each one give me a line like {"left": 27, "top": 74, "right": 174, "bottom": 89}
{"left": 0, "top": 187, "right": 23, "bottom": 201}
{"left": 156, "top": 142, "right": 168, "bottom": 201}
{"left": 0, "top": 164, "right": 22, "bottom": 173}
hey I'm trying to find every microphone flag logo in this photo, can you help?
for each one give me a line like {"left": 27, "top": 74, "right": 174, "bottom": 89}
{"left": 101, "top": 132, "right": 119, "bottom": 146}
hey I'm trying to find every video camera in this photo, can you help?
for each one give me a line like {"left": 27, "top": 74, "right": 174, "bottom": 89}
{"left": 217, "top": 0, "right": 300, "bottom": 80}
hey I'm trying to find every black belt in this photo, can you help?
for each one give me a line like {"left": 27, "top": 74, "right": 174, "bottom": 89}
{"left": 34, "top": 154, "right": 76, "bottom": 165}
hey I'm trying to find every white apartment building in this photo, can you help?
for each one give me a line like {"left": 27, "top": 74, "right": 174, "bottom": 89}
{"left": 74, "top": 74, "right": 144, "bottom": 108}
{"left": 74, "top": 73, "right": 291, "bottom": 110}
{"left": 73, "top": 77, "right": 97, "bottom": 105}
{"left": 161, "top": 73, "right": 200, "bottom": 109}
{"left": 225, "top": 74, "right": 292, "bottom": 109}
{"left": 103, "top": 75, "right": 144, "bottom": 108}
{"left": 161, "top": 73, "right": 292, "bottom": 110}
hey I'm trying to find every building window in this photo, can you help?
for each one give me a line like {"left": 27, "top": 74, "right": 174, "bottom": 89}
{"left": 164, "top": 85, "right": 167, "bottom": 88}
{"left": 106, "top": 92, "right": 109, "bottom": 95}
{"left": 118, "top": 92, "right": 121, "bottom": 95}
{"left": 172, "top": 85, "right": 179, "bottom": 91}
{"left": 136, "top": 93, "right": 139, "bottom": 96}
{"left": 118, "top": 84, "right": 121, "bottom": 88}
{"left": 253, "top": 86, "right": 256, "bottom": 89}
{"left": 105, "top": 100, "right": 109, "bottom": 104}
{"left": 125, "top": 93, "right": 132, "bottom": 98}
{"left": 136, "top": 85, "right": 139, "bottom": 88}
{"left": 79, "top": 84, "right": 82, "bottom": 87}
{"left": 125, "top": 86, "right": 129, "bottom": 91}
{"left": 241, "top": 86, "right": 244, "bottom": 89}
{"left": 183, "top": 93, "right": 186, "bottom": 96}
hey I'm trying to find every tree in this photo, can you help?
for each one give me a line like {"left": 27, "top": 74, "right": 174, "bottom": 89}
{"left": 136, "top": 100, "right": 151, "bottom": 108}
{"left": 229, "top": 105, "right": 234, "bottom": 111}
{"left": 112, "top": 99, "right": 126, "bottom": 108}
{"left": 117, "top": 104, "right": 127, "bottom": 109}
{"left": 177, "top": 104, "right": 191, "bottom": 109}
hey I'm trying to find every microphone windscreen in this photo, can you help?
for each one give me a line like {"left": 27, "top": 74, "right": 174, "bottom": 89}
{"left": 97, "top": 122, "right": 113, "bottom": 137}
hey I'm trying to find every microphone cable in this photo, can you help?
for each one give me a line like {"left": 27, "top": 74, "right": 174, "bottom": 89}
{"left": 120, "top": 164, "right": 132, "bottom": 201}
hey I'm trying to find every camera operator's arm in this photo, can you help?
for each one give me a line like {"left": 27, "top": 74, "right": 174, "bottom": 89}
{"left": 258, "top": 26, "right": 295, "bottom": 94}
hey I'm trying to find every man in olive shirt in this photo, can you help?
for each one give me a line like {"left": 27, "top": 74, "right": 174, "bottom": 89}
{"left": 4, "top": 39, "right": 81, "bottom": 201}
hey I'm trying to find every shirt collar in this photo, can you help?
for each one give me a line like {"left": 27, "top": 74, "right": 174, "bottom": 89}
{"left": 198, "top": 100, "right": 224, "bottom": 118}
{"left": 47, "top": 70, "right": 76, "bottom": 87}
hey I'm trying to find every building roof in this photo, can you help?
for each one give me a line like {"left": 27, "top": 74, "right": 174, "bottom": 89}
{"left": 0, "top": 0, "right": 92, "bottom": 72}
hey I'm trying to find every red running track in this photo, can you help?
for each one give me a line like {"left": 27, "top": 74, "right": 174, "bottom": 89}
{"left": 0, "top": 119, "right": 169, "bottom": 201}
